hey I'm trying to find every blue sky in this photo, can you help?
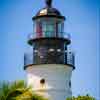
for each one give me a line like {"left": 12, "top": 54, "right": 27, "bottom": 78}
{"left": 0, "top": 0, "right": 99, "bottom": 99}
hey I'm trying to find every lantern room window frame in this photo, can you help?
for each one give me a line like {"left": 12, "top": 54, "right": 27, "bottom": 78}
{"left": 33, "top": 18, "right": 64, "bottom": 38}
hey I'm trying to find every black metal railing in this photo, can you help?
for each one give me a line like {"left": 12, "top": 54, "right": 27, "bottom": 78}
{"left": 24, "top": 50, "right": 75, "bottom": 68}
{"left": 28, "top": 32, "right": 71, "bottom": 41}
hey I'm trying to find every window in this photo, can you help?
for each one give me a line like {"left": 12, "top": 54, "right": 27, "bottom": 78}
{"left": 58, "top": 22, "right": 64, "bottom": 37}
{"left": 69, "top": 81, "right": 71, "bottom": 88}
{"left": 34, "top": 50, "right": 38, "bottom": 53}
{"left": 49, "top": 48, "right": 55, "bottom": 52}
{"left": 57, "top": 49, "right": 61, "bottom": 52}
{"left": 42, "top": 20, "right": 56, "bottom": 37}
{"left": 36, "top": 22, "right": 42, "bottom": 37}
{"left": 40, "top": 79, "right": 45, "bottom": 84}
{"left": 34, "top": 18, "right": 64, "bottom": 38}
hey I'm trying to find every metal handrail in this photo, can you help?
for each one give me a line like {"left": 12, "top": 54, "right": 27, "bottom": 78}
{"left": 28, "top": 32, "right": 71, "bottom": 40}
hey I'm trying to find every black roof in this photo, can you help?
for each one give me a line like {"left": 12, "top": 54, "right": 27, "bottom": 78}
{"left": 36, "top": 7, "right": 61, "bottom": 16}
{"left": 32, "top": 0, "right": 65, "bottom": 20}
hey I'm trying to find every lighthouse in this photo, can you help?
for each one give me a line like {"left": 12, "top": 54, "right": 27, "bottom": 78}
{"left": 24, "top": 0, "right": 75, "bottom": 100}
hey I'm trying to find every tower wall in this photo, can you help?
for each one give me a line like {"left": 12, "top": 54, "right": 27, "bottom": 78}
{"left": 26, "top": 64, "right": 72, "bottom": 100}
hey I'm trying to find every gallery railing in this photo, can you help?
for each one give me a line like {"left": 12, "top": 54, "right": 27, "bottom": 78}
{"left": 24, "top": 50, "right": 75, "bottom": 69}
{"left": 28, "top": 32, "right": 71, "bottom": 41}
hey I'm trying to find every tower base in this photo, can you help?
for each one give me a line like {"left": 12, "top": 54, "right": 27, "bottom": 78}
{"left": 26, "top": 64, "right": 73, "bottom": 100}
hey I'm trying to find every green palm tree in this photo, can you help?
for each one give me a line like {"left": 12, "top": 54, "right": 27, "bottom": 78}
{"left": 0, "top": 80, "right": 26, "bottom": 100}
{"left": 66, "top": 95, "right": 95, "bottom": 100}
{"left": 0, "top": 80, "right": 47, "bottom": 100}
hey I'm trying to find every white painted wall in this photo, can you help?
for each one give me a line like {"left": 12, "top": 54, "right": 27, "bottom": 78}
{"left": 26, "top": 64, "right": 73, "bottom": 100}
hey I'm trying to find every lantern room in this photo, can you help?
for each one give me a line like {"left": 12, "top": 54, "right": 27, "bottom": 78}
{"left": 32, "top": 0, "right": 66, "bottom": 39}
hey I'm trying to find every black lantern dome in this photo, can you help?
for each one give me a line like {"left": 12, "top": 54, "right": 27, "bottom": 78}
{"left": 32, "top": 0, "right": 65, "bottom": 20}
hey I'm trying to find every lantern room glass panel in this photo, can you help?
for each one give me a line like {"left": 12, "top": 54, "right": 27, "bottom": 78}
{"left": 33, "top": 18, "right": 64, "bottom": 38}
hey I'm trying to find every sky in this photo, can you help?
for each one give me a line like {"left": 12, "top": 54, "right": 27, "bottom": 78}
{"left": 0, "top": 0, "right": 99, "bottom": 99}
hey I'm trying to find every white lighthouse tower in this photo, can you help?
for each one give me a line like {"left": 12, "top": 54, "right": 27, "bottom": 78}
{"left": 24, "top": 0, "right": 75, "bottom": 100}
